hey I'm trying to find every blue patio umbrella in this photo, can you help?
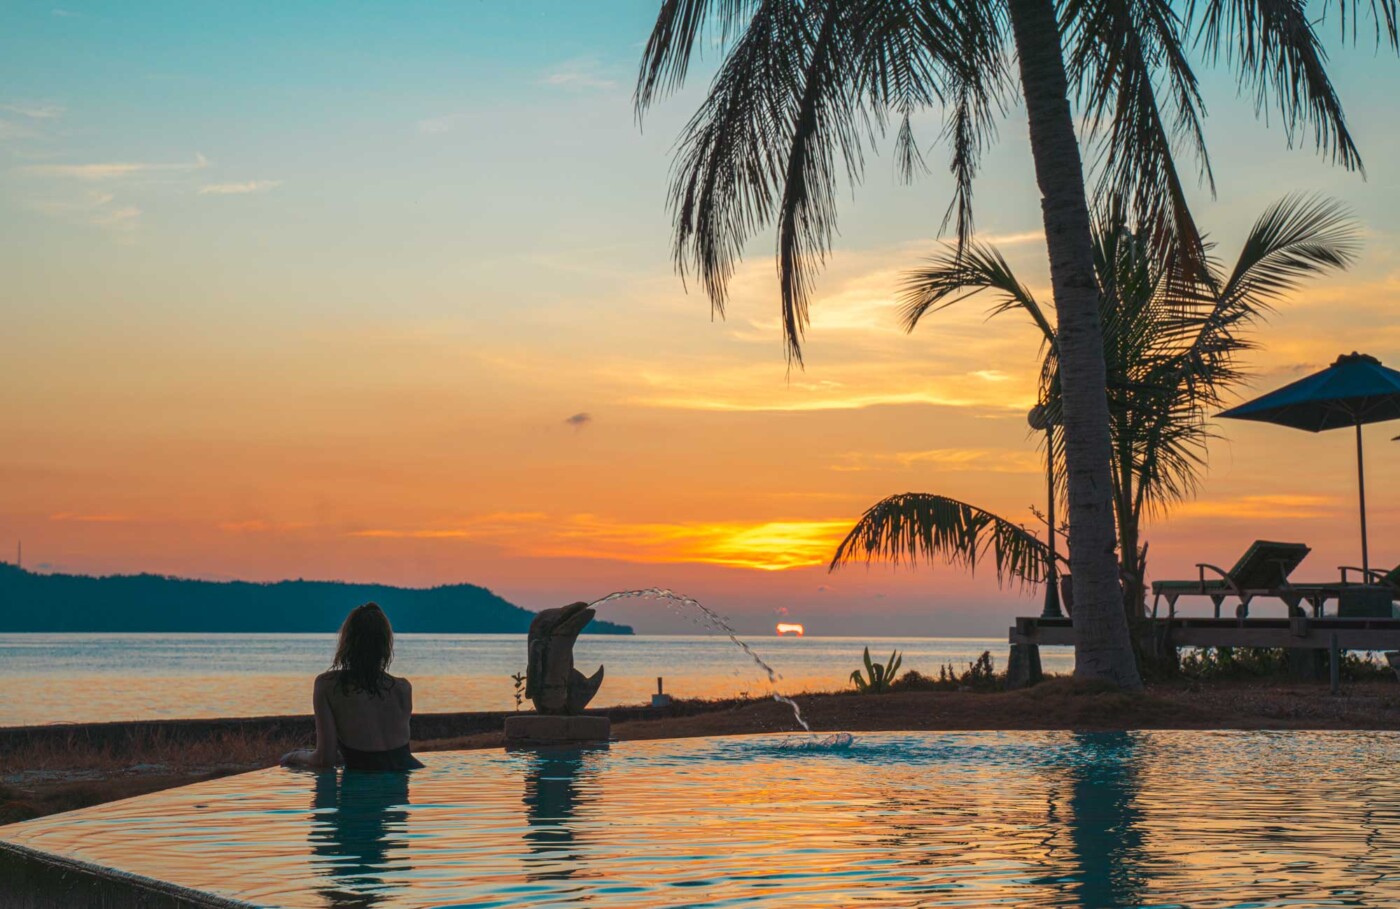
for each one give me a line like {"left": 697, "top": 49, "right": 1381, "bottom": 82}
{"left": 1219, "top": 352, "right": 1400, "bottom": 576}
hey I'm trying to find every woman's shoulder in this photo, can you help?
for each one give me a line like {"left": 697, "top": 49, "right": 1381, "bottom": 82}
{"left": 314, "top": 670, "right": 341, "bottom": 688}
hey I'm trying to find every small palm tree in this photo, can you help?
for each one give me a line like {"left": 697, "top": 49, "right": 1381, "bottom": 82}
{"left": 832, "top": 196, "right": 1359, "bottom": 643}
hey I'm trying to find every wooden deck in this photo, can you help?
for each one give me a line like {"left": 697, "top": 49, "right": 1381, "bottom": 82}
{"left": 1010, "top": 615, "right": 1400, "bottom": 650}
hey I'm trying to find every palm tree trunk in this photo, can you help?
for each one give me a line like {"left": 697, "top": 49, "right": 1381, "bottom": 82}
{"left": 1007, "top": 0, "right": 1142, "bottom": 689}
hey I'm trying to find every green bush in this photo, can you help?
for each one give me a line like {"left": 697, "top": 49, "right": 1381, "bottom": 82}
{"left": 1179, "top": 647, "right": 1289, "bottom": 680}
{"left": 1179, "top": 647, "right": 1396, "bottom": 682}
{"left": 889, "top": 650, "right": 1002, "bottom": 692}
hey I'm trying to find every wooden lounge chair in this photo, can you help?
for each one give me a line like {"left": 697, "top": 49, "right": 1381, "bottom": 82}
{"left": 1151, "top": 540, "right": 1312, "bottom": 619}
{"left": 1266, "top": 564, "right": 1400, "bottom": 618}
{"left": 1337, "top": 563, "right": 1400, "bottom": 594}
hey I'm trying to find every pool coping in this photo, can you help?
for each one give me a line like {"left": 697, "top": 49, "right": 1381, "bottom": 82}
{"left": 0, "top": 839, "right": 253, "bottom": 909}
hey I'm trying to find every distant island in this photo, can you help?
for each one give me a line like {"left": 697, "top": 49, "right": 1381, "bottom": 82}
{"left": 0, "top": 564, "right": 633, "bottom": 635}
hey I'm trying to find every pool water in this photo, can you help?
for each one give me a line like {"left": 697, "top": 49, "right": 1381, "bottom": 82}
{"left": 4, "top": 731, "right": 1399, "bottom": 907}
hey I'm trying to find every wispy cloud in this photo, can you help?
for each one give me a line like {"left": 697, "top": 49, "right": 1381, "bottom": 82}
{"left": 218, "top": 519, "right": 310, "bottom": 533}
{"left": 51, "top": 8, "right": 79, "bottom": 17}
{"left": 29, "top": 190, "right": 141, "bottom": 231}
{"left": 22, "top": 152, "right": 210, "bottom": 180}
{"left": 0, "top": 119, "right": 44, "bottom": 142}
{"left": 198, "top": 179, "right": 280, "bottom": 196}
{"left": 2, "top": 102, "right": 64, "bottom": 120}
{"left": 417, "top": 114, "right": 458, "bottom": 134}
{"left": 976, "top": 229, "right": 1044, "bottom": 247}
{"left": 539, "top": 57, "right": 618, "bottom": 91}
{"left": 564, "top": 412, "right": 592, "bottom": 429}
{"left": 49, "top": 512, "right": 133, "bottom": 523}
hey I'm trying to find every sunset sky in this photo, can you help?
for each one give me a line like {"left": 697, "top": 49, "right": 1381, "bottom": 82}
{"left": 3, "top": 1, "right": 1398, "bottom": 635}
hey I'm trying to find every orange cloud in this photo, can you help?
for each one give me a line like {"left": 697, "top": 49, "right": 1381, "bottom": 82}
{"left": 831, "top": 448, "right": 1043, "bottom": 474}
{"left": 349, "top": 514, "right": 853, "bottom": 572}
{"left": 1170, "top": 495, "right": 1339, "bottom": 521}
{"left": 48, "top": 512, "right": 133, "bottom": 523}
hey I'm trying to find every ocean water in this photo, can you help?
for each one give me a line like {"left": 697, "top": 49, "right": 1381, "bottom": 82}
{"left": 5, "top": 730, "right": 1398, "bottom": 907}
{"left": 0, "top": 634, "right": 1072, "bottom": 727}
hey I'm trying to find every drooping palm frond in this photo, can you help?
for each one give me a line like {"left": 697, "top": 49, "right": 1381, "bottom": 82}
{"left": 635, "top": 0, "right": 767, "bottom": 113}
{"left": 1063, "top": 0, "right": 1213, "bottom": 277}
{"left": 1185, "top": 0, "right": 1389, "bottom": 171}
{"left": 773, "top": 2, "right": 868, "bottom": 365}
{"left": 899, "top": 241, "right": 1057, "bottom": 347}
{"left": 934, "top": 1, "right": 1010, "bottom": 251}
{"left": 830, "top": 493, "right": 1054, "bottom": 586}
{"left": 663, "top": 0, "right": 813, "bottom": 323}
{"left": 639, "top": 0, "right": 1009, "bottom": 366}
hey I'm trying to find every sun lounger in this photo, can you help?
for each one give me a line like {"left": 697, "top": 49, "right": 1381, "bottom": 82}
{"left": 1337, "top": 563, "right": 1400, "bottom": 594}
{"left": 1288, "top": 563, "right": 1400, "bottom": 617}
{"left": 1151, "top": 540, "right": 1312, "bottom": 619}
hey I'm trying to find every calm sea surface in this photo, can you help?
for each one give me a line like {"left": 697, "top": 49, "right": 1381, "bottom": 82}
{"left": 0, "top": 634, "right": 1073, "bottom": 727}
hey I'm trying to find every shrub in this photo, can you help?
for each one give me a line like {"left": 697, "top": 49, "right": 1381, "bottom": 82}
{"left": 890, "top": 651, "right": 1002, "bottom": 692}
{"left": 850, "top": 648, "right": 903, "bottom": 693}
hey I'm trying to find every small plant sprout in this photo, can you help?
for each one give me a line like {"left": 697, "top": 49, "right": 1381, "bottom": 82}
{"left": 850, "top": 647, "right": 903, "bottom": 694}
{"left": 511, "top": 671, "right": 527, "bottom": 709}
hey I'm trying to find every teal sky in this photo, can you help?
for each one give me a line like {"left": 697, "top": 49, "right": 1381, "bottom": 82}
{"left": 3, "top": 2, "right": 1398, "bottom": 635}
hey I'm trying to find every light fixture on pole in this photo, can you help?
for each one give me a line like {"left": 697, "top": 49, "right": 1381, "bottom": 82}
{"left": 1028, "top": 403, "right": 1062, "bottom": 618}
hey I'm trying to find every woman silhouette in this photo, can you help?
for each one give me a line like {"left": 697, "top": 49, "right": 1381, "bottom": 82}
{"left": 282, "top": 602, "right": 424, "bottom": 771}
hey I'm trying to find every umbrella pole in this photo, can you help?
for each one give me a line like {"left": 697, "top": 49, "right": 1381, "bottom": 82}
{"left": 1357, "top": 421, "right": 1370, "bottom": 578}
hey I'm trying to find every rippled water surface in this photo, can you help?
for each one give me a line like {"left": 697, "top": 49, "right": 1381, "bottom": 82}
{"left": 5, "top": 731, "right": 1399, "bottom": 907}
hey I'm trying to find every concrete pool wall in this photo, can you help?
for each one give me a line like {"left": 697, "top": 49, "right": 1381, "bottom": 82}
{"left": 0, "top": 840, "right": 250, "bottom": 909}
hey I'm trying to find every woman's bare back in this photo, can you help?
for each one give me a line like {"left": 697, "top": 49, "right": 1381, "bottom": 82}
{"left": 318, "top": 671, "right": 413, "bottom": 753}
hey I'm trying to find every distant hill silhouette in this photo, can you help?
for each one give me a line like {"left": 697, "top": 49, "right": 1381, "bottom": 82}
{"left": 0, "top": 564, "right": 632, "bottom": 634}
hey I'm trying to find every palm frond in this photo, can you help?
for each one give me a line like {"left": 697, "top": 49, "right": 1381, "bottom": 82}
{"left": 774, "top": 1, "right": 866, "bottom": 365}
{"left": 830, "top": 493, "right": 1053, "bottom": 587}
{"left": 899, "top": 241, "right": 1057, "bottom": 348}
{"left": 1064, "top": 0, "right": 1211, "bottom": 275}
{"left": 635, "top": 0, "right": 766, "bottom": 114}
{"left": 1214, "top": 193, "right": 1360, "bottom": 308}
{"left": 1186, "top": 0, "right": 1377, "bottom": 171}
{"left": 665, "top": 0, "right": 810, "bottom": 322}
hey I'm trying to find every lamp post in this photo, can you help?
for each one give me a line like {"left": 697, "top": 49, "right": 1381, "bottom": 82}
{"left": 1028, "top": 403, "right": 1062, "bottom": 618}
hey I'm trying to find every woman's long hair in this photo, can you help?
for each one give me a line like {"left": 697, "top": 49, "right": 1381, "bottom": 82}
{"left": 331, "top": 602, "right": 395, "bottom": 697}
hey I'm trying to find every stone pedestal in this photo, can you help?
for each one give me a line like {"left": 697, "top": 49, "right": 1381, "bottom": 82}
{"left": 1006, "top": 643, "right": 1043, "bottom": 689}
{"left": 505, "top": 715, "right": 611, "bottom": 747}
{"left": 1286, "top": 648, "right": 1327, "bottom": 682}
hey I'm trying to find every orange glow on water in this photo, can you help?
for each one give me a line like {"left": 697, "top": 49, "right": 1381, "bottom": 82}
{"left": 776, "top": 623, "right": 805, "bottom": 636}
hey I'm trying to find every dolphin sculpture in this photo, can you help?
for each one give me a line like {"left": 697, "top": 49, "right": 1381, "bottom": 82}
{"left": 525, "top": 601, "right": 604, "bottom": 715}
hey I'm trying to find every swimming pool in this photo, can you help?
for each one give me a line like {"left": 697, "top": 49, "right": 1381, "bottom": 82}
{"left": 4, "top": 730, "right": 1398, "bottom": 907}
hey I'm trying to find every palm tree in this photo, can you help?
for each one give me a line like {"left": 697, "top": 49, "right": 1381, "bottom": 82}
{"left": 832, "top": 196, "right": 1359, "bottom": 658}
{"left": 635, "top": 0, "right": 1395, "bottom": 688}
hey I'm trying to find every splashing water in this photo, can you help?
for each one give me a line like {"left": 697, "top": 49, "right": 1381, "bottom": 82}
{"left": 771, "top": 732, "right": 855, "bottom": 751}
{"left": 588, "top": 588, "right": 812, "bottom": 733}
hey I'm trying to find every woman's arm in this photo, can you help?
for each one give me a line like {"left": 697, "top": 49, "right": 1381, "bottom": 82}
{"left": 281, "top": 674, "right": 340, "bottom": 769}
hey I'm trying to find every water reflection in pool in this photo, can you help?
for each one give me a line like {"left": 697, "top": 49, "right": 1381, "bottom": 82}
{"left": 4, "top": 730, "right": 1399, "bottom": 907}
{"left": 309, "top": 770, "right": 413, "bottom": 907}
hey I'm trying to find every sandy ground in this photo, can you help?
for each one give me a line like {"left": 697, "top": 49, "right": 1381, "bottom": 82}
{"left": 3, "top": 678, "right": 1397, "bottom": 826}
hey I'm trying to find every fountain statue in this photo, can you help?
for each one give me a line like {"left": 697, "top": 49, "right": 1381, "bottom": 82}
{"left": 525, "top": 601, "right": 605, "bottom": 714}
{"left": 505, "top": 601, "right": 611, "bottom": 746}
